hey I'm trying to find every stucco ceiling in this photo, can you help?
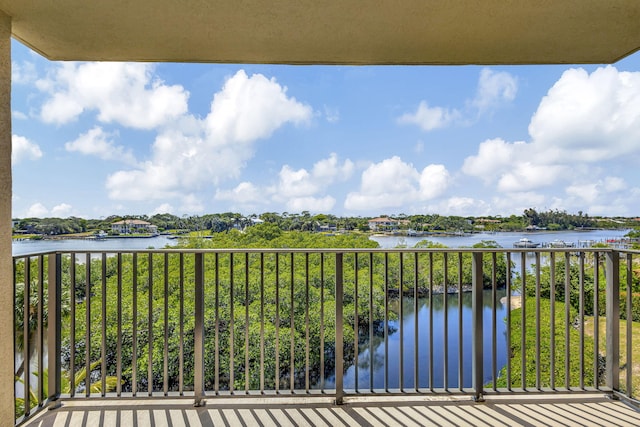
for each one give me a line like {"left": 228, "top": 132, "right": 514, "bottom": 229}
{"left": 1, "top": 1, "right": 639, "bottom": 65}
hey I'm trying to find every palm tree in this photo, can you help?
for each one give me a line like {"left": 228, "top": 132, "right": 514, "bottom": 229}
{"left": 16, "top": 360, "right": 119, "bottom": 415}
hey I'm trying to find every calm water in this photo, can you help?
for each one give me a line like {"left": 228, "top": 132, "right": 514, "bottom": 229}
{"left": 371, "top": 229, "right": 630, "bottom": 249}
{"left": 12, "top": 235, "right": 177, "bottom": 256}
{"left": 13, "top": 229, "right": 630, "bottom": 255}
{"left": 327, "top": 289, "right": 507, "bottom": 390}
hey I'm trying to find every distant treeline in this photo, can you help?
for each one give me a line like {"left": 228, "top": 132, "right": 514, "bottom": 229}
{"left": 12, "top": 209, "right": 638, "bottom": 236}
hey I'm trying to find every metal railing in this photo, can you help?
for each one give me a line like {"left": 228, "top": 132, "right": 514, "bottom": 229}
{"left": 13, "top": 247, "right": 640, "bottom": 424}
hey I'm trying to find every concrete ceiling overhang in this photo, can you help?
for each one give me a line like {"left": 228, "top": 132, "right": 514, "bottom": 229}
{"left": 1, "top": 1, "right": 639, "bottom": 65}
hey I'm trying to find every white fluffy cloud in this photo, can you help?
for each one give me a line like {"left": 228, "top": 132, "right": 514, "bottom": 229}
{"left": 470, "top": 68, "right": 518, "bottom": 113}
{"left": 529, "top": 66, "right": 640, "bottom": 162}
{"left": 65, "top": 126, "right": 137, "bottom": 165}
{"left": 216, "top": 153, "right": 352, "bottom": 213}
{"left": 12, "top": 135, "right": 43, "bottom": 165}
{"left": 426, "top": 197, "right": 491, "bottom": 217}
{"left": 345, "top": 156, "right": 450, "bottom": 211}
{"left": 272, "top": 154, "right": 353, "bottom": 212}
{"left": 25, "top": 202, "right": 74, "bottom": 218}
{"left": 463, "top": 66, "right": 640, "bottom": 212}
{"left": 107, "top": 70, "right": 313, "bottom": 201}
{"left": 26, "top": 202, "right": 48, "bottom": 218}
{"left": 38, "top": 62, "right": 189, "bottom": 129}
{"left": 152, "top": 203, "right": 174, "bottom": 215}
{"left": 566, "top": 177, "right": 628, "bottom": 205}
{"left": 397, "top": 101, "right": 460, "bottom": 131}
{"left": 51, "top": 203, "right": 73, "bottom": 217}
{"left": 398, "top": 68, "right": 517, "bottom": 132}
{"left": 179, "top": 194, "right": 205, "bottom": 214}
{"left": 12, "top": 60, "right": 37, "bottom": 85}
{"left": 215, "top": 182, "right": 263, "bottom": 204}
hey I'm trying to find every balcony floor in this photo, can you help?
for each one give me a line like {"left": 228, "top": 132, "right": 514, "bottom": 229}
{"left": 21, "top": 393, "right": 640, "bottom": 427}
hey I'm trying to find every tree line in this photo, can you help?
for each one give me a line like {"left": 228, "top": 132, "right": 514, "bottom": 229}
{"left": 13, "top": 209, "right": 637, "bottom": 237}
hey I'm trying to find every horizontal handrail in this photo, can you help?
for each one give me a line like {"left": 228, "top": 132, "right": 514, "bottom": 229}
{"left": 12, "top": 247, "right": 640, "bottom": 425}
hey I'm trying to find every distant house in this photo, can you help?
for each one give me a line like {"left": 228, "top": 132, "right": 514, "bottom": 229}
{"left": 111, "top": 219, "right": 158, "bottom": 235}
{"left": 368, "top": 217, "right": 398, "bottom": 232}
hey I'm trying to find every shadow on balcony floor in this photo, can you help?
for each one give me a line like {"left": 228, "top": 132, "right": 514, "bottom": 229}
{"left": 20, "top": 393, "right": 640, "bottom": 426}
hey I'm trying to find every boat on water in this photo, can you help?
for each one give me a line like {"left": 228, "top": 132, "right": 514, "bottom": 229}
{"left": 547, "top": 239, "right": 575, "bottom": 248}
{"left": 93, "top": 230, "right": 108, "bottom": 240}
{"left": 513, "top": 237, "right": 540, "bottom": 248}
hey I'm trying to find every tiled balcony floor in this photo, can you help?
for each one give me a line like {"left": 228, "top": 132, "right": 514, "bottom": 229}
{"left": 21, "top": 394, "right": 640, "bottom": 426}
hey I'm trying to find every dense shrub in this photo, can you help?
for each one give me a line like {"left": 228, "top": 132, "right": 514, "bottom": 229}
{"left": 495, "top": 298, "right": 599, "bottom": 389}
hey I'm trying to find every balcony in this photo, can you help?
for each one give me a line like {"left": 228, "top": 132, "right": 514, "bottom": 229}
{"left": 13, "top": 247, "right": 640, "bottom": 426}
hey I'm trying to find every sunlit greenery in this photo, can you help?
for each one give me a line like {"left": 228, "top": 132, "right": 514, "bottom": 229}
{"left": 495, "top": 299, "right": 598, "bottom": 389}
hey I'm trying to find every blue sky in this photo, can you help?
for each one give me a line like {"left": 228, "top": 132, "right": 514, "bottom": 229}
{"left": 10, "top": 39, "right": 640, "bottom": 219}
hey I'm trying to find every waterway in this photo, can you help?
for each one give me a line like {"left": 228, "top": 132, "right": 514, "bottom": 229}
{"left": 12, "top": 229, "right": 631, "bottom": 256}
{"left": 333, "top": 289, "right": 507, "bottom": 390}
{"left": 370, "top": 229, "right": 631, "bottom": 249}
{"left": 12, "top": 235, "right": 177, "bottom": 256}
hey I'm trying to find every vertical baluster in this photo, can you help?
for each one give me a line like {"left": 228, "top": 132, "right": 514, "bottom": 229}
{"left": 305, "top": 253, "right": 310, "bottom": 393}
{"left": 384, "top": 252, "right": 389, "bottom": 392}
{"left": 505, "top": 252, "right": 511, "bottom": 390}
{"left": 605, "top": 251, "right": 620, "bottom": 393}
{"left": 320, "top": 253, "right": 324, "bottom": 391}
{"left": 194, "top": 252, "right": 205, "bottom": 406}
{"left": 564, "top": 251, "right": 571, "bottom": 389}
{"left": 148, "top": 253, "right": 153, "bottom": 396}
{"left": 101, "top": 253, "right": 107, "bottom": 396}
{"left": 23, "top": 257, "right": 31, "bottom": 412}
{"left": 179, "top": 253, "right": 184, "bottom": 395}
{"left": 229, "top": 253, "right": 235, "bottom": 394}
{"left": 627, "top": 253, "right": 633, "bottom": 397}
{"left": 164, "top": 253, "right": 169, "bottom": 395}
{"left": 593, "top": 252, "right": 599, "bottom": 389}
{"left": 414, "top": 252, "right": 419, "bottom": 392}
{"left": 290, "top": 252, "right": 295, "bottom": 393}
{"left": 443, "top": 252, "right": 448, "bottom": 391}
{"left": 69, "top": 255, "right": 77, "bottom": 395}
{"left": 428, "top": 252, "right": 434, "bottom": 392}
{"left": 47, "top": 253, "right": 61, "bottom": 405}
{"left": 214, "top": 253, "right": 220, "bottom": 394}
{"left": 399, "top": 252, "right": 404, "bottom": 391}
{"left": 550, "top": 252, "right": 556, "bottom": 390}
{"left": 85, "top": 253, "right": 91, "bottom": 397}
{"left": 260, "top": 253, "right": 265, "bottom": 394}
{"left": 275, "top": 253, "right": 280, "bottom": 392}
{"left": 579, "top": 252, "right": 585, "bottom": 390}
{"left": 37, "top": 255, "right": 44, "bottom": 404}
{"left": 116, "top": 253, "right": 122, "bottom": 396}
{"left": 535, "top": 252, "right": 541, "bottom": 390}
{"left": 491, "top": 252, "right": 497, "bottom": 391}
{"left": 520, "top": 252, "right": 526, "bottom": 391}
{"left": 458, "top": 252, "right": 463, "bottom": 392}
{"left": 369, "top": 252, "right": 374, "bottom": 392}
{"left": 335, "top": 252, "right": 344, "bottom": 405}
{"left": 132, "top": 253, "right": 137, "bottom": 396}
{"left": 472, "top": 252, "right": 484, "bottom": 402}
{"left": 245, "top": 253, "right": 250, "bottom": 394}
{"left": 354, "top": 253, "right": 359, "bottom": 392}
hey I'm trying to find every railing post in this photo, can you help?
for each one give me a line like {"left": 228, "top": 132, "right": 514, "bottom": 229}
{"left": 605, "top": 251, "right": 620, "bottom": 395}
{"left": 47, "top": 253, "right": 61, "bottom": 409}
{"left": 335, "top": 252, "right": 344, "bottom": 405}
{"left": 194, "top": 253, "right": 205, "bottom": 406}
{"left": 472, "top": 252, "right": 484, "bottom": 402}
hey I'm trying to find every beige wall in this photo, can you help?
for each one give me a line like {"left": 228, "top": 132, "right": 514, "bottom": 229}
{"left": 0, "top": 9, "right": 13, "bottom": 422}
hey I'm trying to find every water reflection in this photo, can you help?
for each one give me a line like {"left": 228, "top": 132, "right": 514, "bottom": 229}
{"left": 340, "top": 289, "right": 507, "bottom": 390}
